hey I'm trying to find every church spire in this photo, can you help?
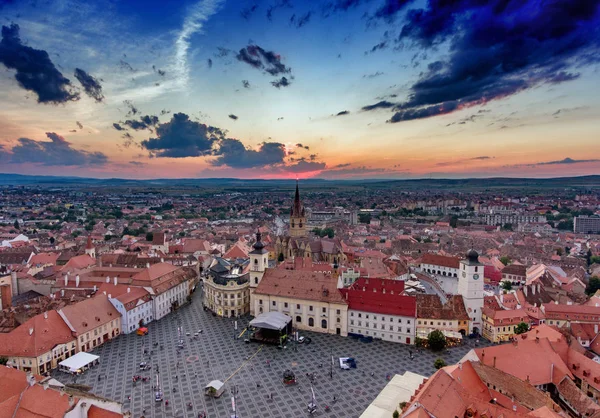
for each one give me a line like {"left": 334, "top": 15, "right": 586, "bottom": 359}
{"left": 291, "top": 179, "right": 303, "bottom": 217}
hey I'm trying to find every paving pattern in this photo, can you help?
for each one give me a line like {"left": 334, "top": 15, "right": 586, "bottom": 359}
{"left": 52, "top": 289, "right": 492, "bottom": 418}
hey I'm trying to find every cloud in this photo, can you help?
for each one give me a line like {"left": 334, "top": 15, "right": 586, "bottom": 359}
{"left": 336, "top": 110, "right": 350, "bottom": 116}
{"left": 266, "top": 0, "right": 292, "bottom": 21}
{"left": 228, "top": 114, "right": 239, "bottom": 120}
{"left": 241, "top": 4, "right": 258, "bottom": 20}
{"left": 123, "top": 100, "right": 139, "bottom": 116}
{"left": 141, "top": 112, "right": 225, "bottom": 158}
{"left": 207, "top": 58, "right": 213, "bottom": 68}
{"left": 363, "top": 72, "right": 384, "bottom": 79}
{"left": 212, "top": 139, "right": 286, "bottom": 168}
{"left": 376, "top": 0, "right": 600, "bottom": 123}
{"left": 294, "top": 12, "right": 312, "bottom": 28}
{"left": 6, "top": 132, "right": 107, "bottom": 166}
{"left": 365, "top": 41, "right": 387, "bottom": 54}
{"left": 271, "top": 76, "right": 291, "bottom": 88}
{"left": 73, "top": 68, "right": 104, "bottom": 102}
{"left": 174, "top": 0, "right": 224, "bottom": 88}
{"left": 284, "top": 160, "right": 326, "bottom": 172}
{"left": 129, "top": 161, "right": 146, "bottom": 167}
{"left": 123, "top": 115, "right": 159, "bottom": 130}
{"left": 435, "top": 156, "right": 492, "bottom": 167}
{"left": 152, "top": 65, "right": 166, "bottom": 76}
{"left": 236, "top": 44, "right": 291, "bottom": 76}
{"left": 118, "top": 60, "right": 136, "bottom": 72}
{"left": 361, "top": 100, "right": 395, "bottom": 111}
{"left": 0, "top": 24, "right": 79, "bottom": 104}
{"left": 242, "top": 80, "right": 250, "bottom": 88}
{"left": 76, "top": 121, "right": 83, "bottom": 129}
{"left": 536, "top": 158, "right": 600, "bottom": 166}
{"left": 113, "top": 123, "right": 124, "bottom": 131}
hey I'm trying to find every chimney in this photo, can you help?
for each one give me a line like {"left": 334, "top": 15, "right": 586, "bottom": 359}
{"left": 531, "top": 285, "right": 536, "bottom": 295}
{"left": 127, "top": 287, "right": 131, "bottom": 293}
{"left": 493, "top": 356, "right": 496, "bottom": 368}
{"left": 61, "top": 289, "right": 65, "bottom": 297}
{"left": 114, "top": 276, "right": 118, "bottom": 286}
{"left": 75, "top": 275, "right": 80, "bottom": 288}
{"left": 108, "top": 293, "right": 112, "bottom": 299}
{"left": 93, "top": 285, "right": 97, "bottom": 292}
{"left": 64, "top": 275, "right": 68, "bottom": 287}
{"left": 29, "top": 327, "right": 34, "bottom": 335}
{"left": 10, "top": 271, "right": 18, "bottom": 297}
{"left": 106, "top": 276, "right": 110, "bottom": 283}
{"left": 146, "top": 263, "right": 150, "bottom": 268}
{"left": 537, "top": 283, "right": 541, "bottom": 293}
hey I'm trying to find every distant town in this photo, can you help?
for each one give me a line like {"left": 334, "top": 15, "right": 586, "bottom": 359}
{"left": 1, "top": 178, "right": 600, "bottom": 418}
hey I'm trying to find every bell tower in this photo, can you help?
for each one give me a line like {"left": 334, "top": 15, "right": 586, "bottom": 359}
{"left": 249, "top": 230, "right": 269, "bottom": 316}
{"left": 458, "top": 249, "right": 484, "bottom": 334}
{"left": 289, "top": 180, "right": 307, "bottom": 237}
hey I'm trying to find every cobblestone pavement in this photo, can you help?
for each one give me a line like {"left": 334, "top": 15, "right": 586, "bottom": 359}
{"left": 52, "top": 290, "right": 492, "bottom": 418}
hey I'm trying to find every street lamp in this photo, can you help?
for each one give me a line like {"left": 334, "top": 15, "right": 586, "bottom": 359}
{"left": 230, "top": 385, "right": 239, "bottom": 418}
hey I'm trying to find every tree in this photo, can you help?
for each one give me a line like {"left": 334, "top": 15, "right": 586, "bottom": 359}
{"left": 104, "top": 234, "right": 112, "bottom": 241}
{"left": 358, "top": 213, "right": 372, "bottom": 224}
{"left": 0, "top": 356, "right": 7, "bottom": 365}
{"left": 427, "top": 330, "right": 446, "bottom": 351}
{"left": 146, "top": 232, "right": 154, "bottom": 242}
{"left": 515, "top": 322, "right": 529, "bottom": 334}
{"left": 278, "top": 252, "right": 284, "bottom": 262}
{"left": 13, "top": 220, "right": 19, "bottom": 230}
{"left": 586, "top": 276, "right": 600, "bottom": 296}
{"left": 49, "top": 237, "right": 55, "bottom": 245}
{"left": 591, "top": 256, "right": 600, "bottom": 265}
{"left": 393, "top": 410, "right": 400, "bottom": 418}
{"left": 499, "top": 256, "right": 511, "bottom": 266}
{"left": 449, "top": 216, "right": 458, "bottom": 228}
{"left": 434, "top": 358, "right": 447, "bottom": 369}
{"left": 502, "top": 223, "right": 513, "bottom": 231}
{"left": 501, "top": 281, "right": 512, "bottom": 291}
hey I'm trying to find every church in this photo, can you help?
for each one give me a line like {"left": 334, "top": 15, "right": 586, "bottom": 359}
{"left": 274, "top": 181, "right": 346, "bottom": 264}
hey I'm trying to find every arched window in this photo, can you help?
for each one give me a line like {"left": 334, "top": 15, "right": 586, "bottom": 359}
{"left": 308, "top": 317, "right": 314, "bottom": 327}
{"left": 299, "top": 222, "right": 303, "bottom": 228}
{"left": 321, "top": 319, "right": 327, "bottom": 329}
{"left": 254, "top": 259, "right": 258, "bottom": 264}
{"left": 296, "top": 316, "right": 302, "bottom": 323}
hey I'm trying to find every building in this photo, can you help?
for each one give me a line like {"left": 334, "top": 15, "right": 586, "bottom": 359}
{"left": 457, "top": 249, "right": 485, "bottom": 334}
{"left": 541, "top": 303, "right": 600, "bottom": 327}
{"left": 103, "top": 284, "right": 153, "bottom": 333}
{"left": 484, "top": 212, "right": 546, "bottom": 226}
{"left": 252, "top": 268, "right": 348, "bottom": 336}
{"left": 204, "top": 257, "right": 250, "bottom": 318}
{"left": 289, "top": 180, "right": 307, "bottom": 238}
{"left": 85, "top": 236, "right": 96, "bottom": 258}
{"left": 574, "top": 216, "right": 600, "bottom": 234}
{"left": 481, "top": 307, "right": 530, "bottom": 342}
{"left": 0, "top": 310, "right": 77, "bottom": 375}
{"left": 342, "top": 278, "right": 417, "bottom": 344}
{"left": 58, "top": 293, "right": 122, "bottom": 352}
{"left": 501, "top": 263, "right": 527, "bottom": 285}
{"left": 419, "top": 253, "right": 461, "bottom": 294}
{"left": 416, "top": 294, "right": 470, "bottom": 339}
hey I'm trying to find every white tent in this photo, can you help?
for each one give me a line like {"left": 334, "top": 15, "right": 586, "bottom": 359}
{"left": 249, "top": 311, "right": 291, "bottom": 331}
{"left": 58, "top": 352, "right": 100, "bottom": 374}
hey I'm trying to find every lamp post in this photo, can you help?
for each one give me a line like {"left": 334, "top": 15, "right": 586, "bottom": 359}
{"left": 231, "top": 385, "right": 239, "bottom": 418}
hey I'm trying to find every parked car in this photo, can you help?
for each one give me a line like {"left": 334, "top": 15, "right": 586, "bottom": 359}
{"left": 339, "top": 357, "right": 357, "bottom": 369}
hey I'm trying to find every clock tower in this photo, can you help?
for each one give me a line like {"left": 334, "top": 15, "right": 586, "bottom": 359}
{"left": 249, "top": 231, "right": 269, "bottom": 316}
{"left": 458, "top": 249, "right": 484, "bottom": 334}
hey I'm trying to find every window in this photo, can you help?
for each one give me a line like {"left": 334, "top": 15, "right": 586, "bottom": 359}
{"left": 321, "top": 319, "right": 327, "bottom": 329}
{"left": 351, "top": 320, "right": 354, "bottom": 325}
{"left": 297, "top": 304, "right": 301, "bottom": 310}
{"left": 366, "top": 314, "right": 369, "bottom": 319}
{"left": 358, "top": 313, "right": 362, "bottom": 318}
{"left": 309, "top": 306, "right": 313, "bottom": 312}
{"left": 259, "top": 299, "right": 263, "bottom": 305}
{"left": 308, "top": 317, "right": 314, "bottom": 327}
{"left": 337, "top": 317, "right": 340, "bottom": 323}
{"left": 350, "top": 312, "right": 354, "bottom": 317}
{"left": 254, "top": 277, "right": 258, "bottom": 284}
{"left": 322, "top": 307, "right": 326, "bottom": 313}
{"left": 296, "top": 316, "right": 302, "bottom": 323}
{"left": 284, "top": 302, "right": 288, "bottom": 308}
{"left": 374, "top": 316, "right": 377, "bottom": 320}
{"left": 272, "top": 301, "right": 276, "bottom": 306}
{"left": 336, "top": 309, "right": 341, "bottom": 315}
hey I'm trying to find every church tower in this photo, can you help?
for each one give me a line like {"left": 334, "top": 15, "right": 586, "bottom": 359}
{"left": 457, "top": 249, "right": 484, "bottom": 334}
{"left": 289, "top": 180, "right": 307, "bottom": 237}
{"left": 249, "top": 231, "right": 269, "bottom": 316}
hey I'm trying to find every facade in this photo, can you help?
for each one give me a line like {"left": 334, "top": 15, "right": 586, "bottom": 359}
{"left": 481, "top": 307, "right": 530, "bottom": 342}
{"left": 501, "top": 263, "right": 527, "bottom": 285}
{"left": 574, "top": 216, "right": 600, "bottom": 234}
{"left": 58, "top": 293, "right": 122, "bottom": 352}
{"left": 204, "top": 256, "right": 250, "bottom": 318}
{"left": 248, "top": 231, "right": 269, "bottom": 316}
{"left": 457, "top": 250, "right": 485, "bottom": 334}
{"left": 105, "top": 285, "right": 154, "bottom": 333}
{"left": 342, "top": 278, "right": 416, "bottom": 344}
{"left": 484, "top": 212, "right": 546, "bottom": 226}
{"left": 252, "top": 268, "right": 348, "bottom": 336}
{"left": 416, "top": 294, "right": 470, "bottom": 339}
{"left": 541, "top": 303, "right": 600, "bottom": 328}
{"left": 0, "top": 310, "right": 77, "bottom": 375}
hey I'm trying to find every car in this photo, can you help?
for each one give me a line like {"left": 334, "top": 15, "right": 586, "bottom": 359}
{"left": 339, "top": 357, "right": 357, "bottom": 370}
{"left": 297, "top": 336, "right": 305, "bottom": 343}
{"left": 185, "top": 332, "right": 191, "bottom": 336}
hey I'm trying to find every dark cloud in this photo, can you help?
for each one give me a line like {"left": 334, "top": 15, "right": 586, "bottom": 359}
{"left": 207, "top": 58, "right": 213, "bottom": 68}
{"left": 373, "top": 0, "right": 415, "bottom": 22}
{"left": 123, "top": 100, "right": 139, "bottom": 116}
{"left": 294, "top": 12, "right": 312, "bottom": 28}
{"left": 435, "top": 156, "right": 491, "bottom": 167}
{"left": 0, "top": 24, "right": 79, "bottom": 104}
{"left": 365, "top": 41, "right": 387, "bottom": 55}
{"left": 336, "top": 110, "right": 350, "bottom": 116}
{"left": 215, "top": 47, "right": 232, "bottom": 58}
{"left": 129, "top": 161, "right": 146, "bottom": 167}
{"left": 271, "top": 76, "right": 291, "bottom": 88}
{"left": 73, "top": 68, "right": 104, "bottom": 102}
{"left": 76, "top": 121, "right": 83, "bottom": 129}
{"left": 378, "top": 0, "right": 600, "bottom": 123}
{"left": 69, "top": 129, "right": 77, "bottom": 132}
{"left": 266, "top": 0, "right": 292, "bottom": 21}
{"left": 236, "top": 44, "right": 291, "bottom": 76}
{"left": 242, "top": 80, "right": 250, "bottom": 88}
{"left": 285, "top": 160, "right": 326, "bottom": 173}
{"left": 241, "top": 4, "right": 258, "bottom": 20}
{"left": 335, "top": 163, "right": 352, "bottom": 168}
{"left": 118, "top": 60, "right": 136, "bottom": 72}
{"left": 123, "top": 115, "right": 159, "bottom": 131}
{"left": 141, "top": 112, "right": 225, "bottom": 158}
{"left": 212, "top": 139, "right": 286, "bottom": 168}
{"left": 113, "top": 123, "right": 124, "bottom": 131}
{"left": 8, "top": 132, "right": 107, "bottom": 166}
{"left": 152, "top": 65, "right": 166, "bottom": 76}
{"left": 296, "top": 143, "right": 310, "bottom": 150}
{"left": 228, "top": 114, "right": 239, "bottom": 120}
{"left": 277, "top": 117, "right": 284, "bottom": 121}
{"left": 361, "top": 100, "right": 395, "bottom": 111}
{"left": 363, "top": 72, "right": 384, "bottom": 79}
{"left": 536, "top": 157, "right": 600, "bottom": 166}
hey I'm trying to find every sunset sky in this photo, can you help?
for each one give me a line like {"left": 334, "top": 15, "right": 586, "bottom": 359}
{"left": 0, "top": 0, "right": 599, "bottom": 180}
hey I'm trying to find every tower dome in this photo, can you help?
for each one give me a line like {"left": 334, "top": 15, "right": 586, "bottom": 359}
{"left": 466, "top": 249, "right": 479, "bottom": 262}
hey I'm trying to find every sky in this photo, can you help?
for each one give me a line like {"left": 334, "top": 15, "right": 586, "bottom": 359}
{"left": 0, "top": 0, "right": 599, "bottom": 180}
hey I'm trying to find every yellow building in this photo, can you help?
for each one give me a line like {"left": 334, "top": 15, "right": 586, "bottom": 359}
{"left": 481, "top": 307, "right": 530, "bottom": 342}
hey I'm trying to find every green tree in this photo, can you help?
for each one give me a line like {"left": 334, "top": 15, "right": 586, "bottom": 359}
{"left": 591, "top": 256, "right": 600, "bottom": 265}
{"left": 179, "top": 231, "right": 186, "bottom": 237}
{"left": 13, "top": 220, "right": 19, "bottom": 230}
{"left": 49, "top": 237, "right": 55, "bottom": 244}
{"left": 499, "top": 256, "right": 511, "bottom": 266}
{"left": 0, "top": 356, "right": 8, "bottom": 365}
{"left": 434, "top": 358, "right": 447, "bottom": 369}
{"left": 501, "top": 281, "right": 513, "bottom": 291}
{"left": 515, "top": 322, "right": 529, "bottom": 334}
{"left": 323, "top": 227, "right": 335, "bottom": 238}
{"left": 557, "top": 220, "right": 573, "bottom": 230}
{"left": 449, "top": 216, "right": 458, "bottom": 228}
{"left": 358, "top": 213, "right": 372, "bottom": 224}
{"left": 586, "top": 276, "right": 600, "bottom": 296}
{"left": 393, "top": 410, "right": 400, "bottom": 418}
{"left": 278, "top": 253, "right": 285, "bottom": 262}
{"left": 104, "top": 234, "right": 112, "bottom": 241}
{"left": 146, "top": 232, "right": 154, "bottom": 242}
{"left": 502, "top": 223, "right": 513, "bottom": 231}
{"left": 427, "top": 330, "right": 446, "bottom": 351}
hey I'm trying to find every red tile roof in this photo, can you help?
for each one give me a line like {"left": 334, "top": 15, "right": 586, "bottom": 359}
{"left": 420, "top": 253, "right": 461, "bottom": 269}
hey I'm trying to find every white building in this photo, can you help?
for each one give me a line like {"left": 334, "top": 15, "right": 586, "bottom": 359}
{"left": 457, "top": 250, "right": 484, "bottom": 334}
{"left": 106, "top": 286, "right": 154, "bottom": 333}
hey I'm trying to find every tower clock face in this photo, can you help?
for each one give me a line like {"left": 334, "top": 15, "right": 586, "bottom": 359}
{"left": 473, "top": 274, "right": 480, "bottom": 280}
